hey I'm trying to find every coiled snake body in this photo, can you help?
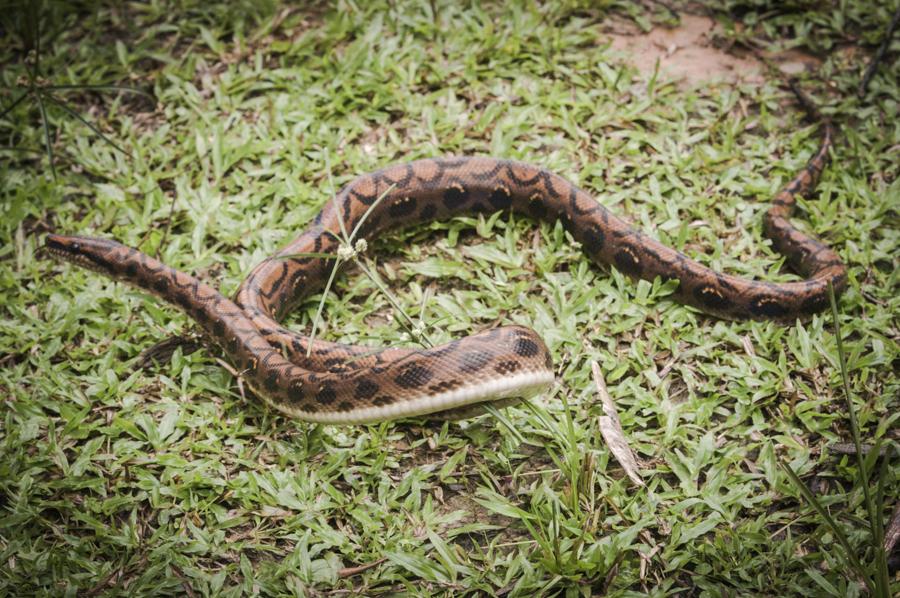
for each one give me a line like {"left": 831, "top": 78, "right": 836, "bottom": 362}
{"left": 45, "top": 95, "right": 846, "bottom": 424}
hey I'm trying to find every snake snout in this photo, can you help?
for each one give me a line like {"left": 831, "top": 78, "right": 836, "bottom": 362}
{"left": 44, "top": 233, "right": 77, "bottom": 256}
{"left": 42, "top": 234, "right": 123, "bottom": 275}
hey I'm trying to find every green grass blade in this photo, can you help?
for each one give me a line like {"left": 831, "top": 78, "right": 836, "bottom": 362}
{"left": 483, "top": 403, "right": 525, "bottom": 444}
{"left": 805, "top": 567, "right": 841, "bottom": 596}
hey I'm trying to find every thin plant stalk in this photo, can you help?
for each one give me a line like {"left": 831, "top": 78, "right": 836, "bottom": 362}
{"left": 357, "top": 257, "right": 433, "bottom": 347}
{"left": 44, "top": 93, "right": 126, "bottom": 154}
{"left": 349, "top": 182, "right": 395, "bottom": 240}
{"left": 0, "top": 92, "right": 29, "bottom": 120}
{"left": 46, "top": 83, "right": 155, "bottom": 97}
{"left": 777, "top": 282, "right": 892, "bottom": 596}
{"left": 778, "top": 460, "right": 872, "bottom": 592}
{"left": 34, "top": 90, "right": 56, "bottom": 179}
{"left": 325, "top": 151, "right": 350, "bottom": 241}
{"left": 305, "top": 255, "right": 345, "bottom": 358}
{"left": 829, "top": 283, "right": 872, "bottom": 509}
{"left": 828, "top": 282, "right": 890, "bottom": 595}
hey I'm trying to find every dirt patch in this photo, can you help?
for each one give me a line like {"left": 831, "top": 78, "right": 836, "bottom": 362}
{"left": 605, "top": 14, "right": 820, "bottom": 86}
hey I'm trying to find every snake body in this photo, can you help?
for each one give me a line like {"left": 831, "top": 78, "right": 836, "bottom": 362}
{"left": 44, "top": 95, "right": 846, "bottom": 424}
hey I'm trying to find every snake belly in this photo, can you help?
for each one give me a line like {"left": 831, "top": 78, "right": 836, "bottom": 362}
{"left": 44, "top": 105, "right": 847, "bottom": 424}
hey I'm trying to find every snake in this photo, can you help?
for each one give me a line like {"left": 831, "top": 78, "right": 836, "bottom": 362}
{"left": 43, "top": 87, "right": 847, "bottom": 424}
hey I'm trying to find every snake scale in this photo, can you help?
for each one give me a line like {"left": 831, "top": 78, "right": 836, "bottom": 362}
{"left": 44, "top": 89, "right": 847, "bottom": 424}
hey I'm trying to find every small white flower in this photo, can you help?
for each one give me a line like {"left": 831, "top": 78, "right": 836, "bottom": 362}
{"left": 337, "top": 244, "right": 356, "bottom": 260}
{"left": 336, "top": 239, "right": 368, "bottom": 261}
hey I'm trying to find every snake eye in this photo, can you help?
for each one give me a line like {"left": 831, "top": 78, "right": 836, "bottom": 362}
{"left": 71, "top": 241, "right": 81, "bottom": 251}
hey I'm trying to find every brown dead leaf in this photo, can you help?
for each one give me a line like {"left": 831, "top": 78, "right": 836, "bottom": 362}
{"left": 592, "top": 361, "right": 644, "bottom": 487}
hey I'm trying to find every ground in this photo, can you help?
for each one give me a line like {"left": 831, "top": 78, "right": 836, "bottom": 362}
{"left": 0, "top": 1, "right": 898, "bottom": 596}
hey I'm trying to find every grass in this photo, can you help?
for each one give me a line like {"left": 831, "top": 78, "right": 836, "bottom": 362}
{"left": 0, "top": 0, "right": 898, "bottom": 595}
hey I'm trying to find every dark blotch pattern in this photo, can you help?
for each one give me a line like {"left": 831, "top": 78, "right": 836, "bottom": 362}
{"left": 750, "top": 297, "right": 788, "bottom": 319}
{"left": 513, "top": 338, "right": 540, "bottom": 358}
{"left": 388, "top": 197, "right": 417, "bottom": 217}
{"left": 324, "top": 357, "right": 350, "bottom": 373}
{"left": 442, "top": 184, "right": 469, "bottom": 209}
{"left": 694, "top": 286, "right": 732, "bottom": 311}
{"left": 488, "top": 186, "right": 512, "bottom": 209}
{"left": 428, "top": 379, "right": 462, "bottom": 394}
{"left": 581, "top": 223, "right": 605, "bottom": 255}
{"left": 419, "top": 204, "right": 437, "bottom": 221}
{"left": 459, "top": 350, "right": 493, "bottom": 373}
{"left": 527, "top": 196, "right": 547, "bottom": 219}
{"left": 354, "top": 379, "right": 380, "bottom": 400}
{"left": 288, "top": 382, "right": 305, "bottom": 402}
{"left": 494, "top": 360, "right": 521, "bottom": 375}
{"left": 316, "top": 387, "right": 337, "bottom": 404}
{"left": 264, "top": 372, "right": 279, "bottom": 393}
{"left": 614, "top": 247, "right": 642, "bottom": 276}
{"left": 801, "top": 292, "right": 828, "bottom": 315}
{"left": 394, "top": 364, "right": 434, "bottom": 388}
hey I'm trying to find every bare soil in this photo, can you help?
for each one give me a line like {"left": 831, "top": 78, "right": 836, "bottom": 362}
{"left": 605, "top": 14, "right": 820, "bottom": 86}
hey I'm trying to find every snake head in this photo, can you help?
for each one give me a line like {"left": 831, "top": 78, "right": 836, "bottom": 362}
{"left": 43, "top": 234, "right": 124, "bottom": 276}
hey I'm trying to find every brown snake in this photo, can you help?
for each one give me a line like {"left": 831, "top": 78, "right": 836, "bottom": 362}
{"left": 44, "top": 88, "right": 846, "bottom": 424}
